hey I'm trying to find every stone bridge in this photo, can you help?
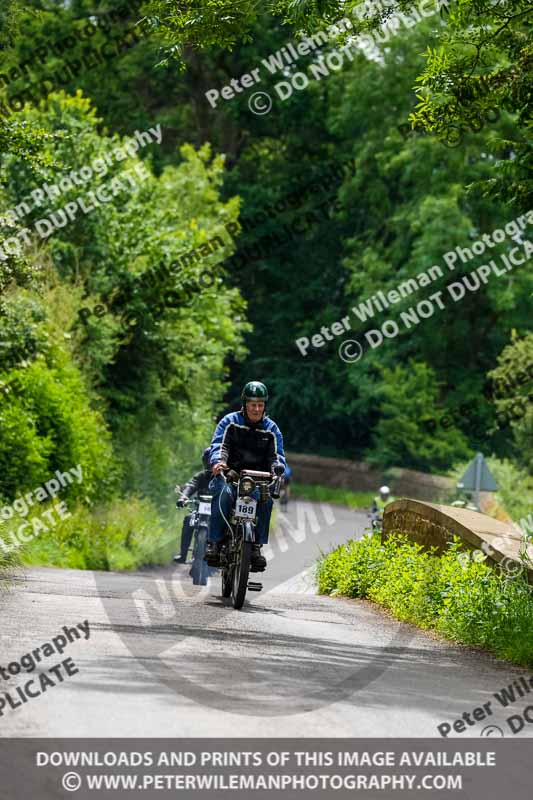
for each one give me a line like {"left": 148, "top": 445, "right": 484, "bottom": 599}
{"left": 382, "top": 499, "right": 533, "bottom": 583}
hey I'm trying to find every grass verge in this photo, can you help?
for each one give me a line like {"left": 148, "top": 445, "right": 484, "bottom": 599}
{"left": 291, "top": 482, "right": 374, "bottom": 509}
{"left": 317, "top": 532, "right": 533, "bottom": 668}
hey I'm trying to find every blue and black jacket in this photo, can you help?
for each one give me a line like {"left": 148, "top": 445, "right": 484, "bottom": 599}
{"left": 209, "top": 411, "right": 286, "bottom": 475}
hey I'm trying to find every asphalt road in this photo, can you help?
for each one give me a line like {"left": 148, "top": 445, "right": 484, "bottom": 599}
{"left": 1, "top": 499, "right": 532, "bottom": 738}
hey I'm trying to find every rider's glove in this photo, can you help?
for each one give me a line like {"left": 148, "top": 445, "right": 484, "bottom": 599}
{"left": 176, "top": 496, "right": 188, "bottom": 508}
{"left": 272, "top": 463, "right": 285, "bottom": 477}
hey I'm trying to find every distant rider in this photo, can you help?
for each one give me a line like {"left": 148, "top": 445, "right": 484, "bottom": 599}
{"left": 282, "top": 463, "right": 292, "bottom": 505}
{"left": 451, "top": 481, "right": 478, "bottom": 511}
{"left": 371, "top": 485, "right": 396, "bottom": 515}
{"left": 284, "top": 463, "right": 292, "bottom": 487}
{"left": 174, "top": 448, "right": 212, "bottom": 564}
{"left": 205, "top": 381, "right": 286, "bottom": 570}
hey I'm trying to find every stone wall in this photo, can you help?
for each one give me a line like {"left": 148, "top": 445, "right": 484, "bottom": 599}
{"left": 286, "top": 451, "right": 454, "bottom": 502}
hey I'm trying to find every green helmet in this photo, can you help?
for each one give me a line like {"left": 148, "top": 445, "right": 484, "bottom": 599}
{"left": 241, "top": 381, "right": 268, "bottom": 403}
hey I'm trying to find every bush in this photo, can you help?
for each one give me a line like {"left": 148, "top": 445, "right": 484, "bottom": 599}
{"left": 317, "top": 533, "right": 533, "bottom": 668}
{"left": 0, "top": 358, "right": 115, "bottom": 503}
{"left": 487, "top": 457, "right": 533, "bottom": 530}
{"left": 18, "top": 496, "right": 175, "bottom": 571}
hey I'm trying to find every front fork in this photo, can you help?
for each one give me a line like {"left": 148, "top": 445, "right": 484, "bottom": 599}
{"left": 220, "top": 520, "right": 256, "bottom": 567}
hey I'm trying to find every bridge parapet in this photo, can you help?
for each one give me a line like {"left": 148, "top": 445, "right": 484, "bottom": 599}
{"left": 382, "top": 499, "right": 533, "bottom": 583}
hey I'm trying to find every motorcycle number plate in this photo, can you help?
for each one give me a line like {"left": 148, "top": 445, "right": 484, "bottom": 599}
{"left": 198, "top": 501, "right": 211, "bottom": 515}
{"left": 235, "top": 498, "right": 257, "bottom": 519}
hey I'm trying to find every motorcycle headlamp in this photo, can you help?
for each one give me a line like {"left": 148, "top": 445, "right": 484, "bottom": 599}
{"left": 240, "top": 477, "right": 256, "bottom": 495}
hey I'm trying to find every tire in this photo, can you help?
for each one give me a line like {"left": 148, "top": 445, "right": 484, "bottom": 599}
{"left": 221, "top": 530, "right": 233, "bottom": 598}
{"left": 221, "top": 539, "right": 233, "bottom": 597}
{"left": 222, "top": 566, "right": 233, "bottom": 597}
{"left": 191, "top": 529, "right": 208, "bottom": 585}
{"left": 232, "top": 533, "right": 252, "bottom": 610}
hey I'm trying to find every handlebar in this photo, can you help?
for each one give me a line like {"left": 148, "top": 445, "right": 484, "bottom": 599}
{"left": 221, "top": 469, "right": 278, "bottom": 485}
{"left": 220, "top": 467, "right": 283, "bottom": 499}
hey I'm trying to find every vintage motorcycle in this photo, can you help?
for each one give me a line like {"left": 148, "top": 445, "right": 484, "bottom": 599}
{"left": 279, "top": 465, "right": 292, "bottom": 510}
{"left": 279, "top": 480, "right": 289, "bottom": 510}
{"left": 368, "top": 508, "right": 383, "bottom": 533}
{"left": 189, "top": 493, "right": 217, "bottom": 585}
{"left": 218, "top": 465, "right": 284, "bottom": 609}
{"left": 176, "top": 492, "right": 217, "bottom": 586}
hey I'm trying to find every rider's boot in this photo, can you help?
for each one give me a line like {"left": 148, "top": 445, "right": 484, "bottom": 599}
{"left": 204, "top": 540, "right": 221, "bottom": 566}
{"left": 250, "top": 543, "right": 266, "bottom": 572}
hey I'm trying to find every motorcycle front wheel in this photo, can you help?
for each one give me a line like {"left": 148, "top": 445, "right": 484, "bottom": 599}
{"left": 232, "top": 528, "right": 252, "bottom": 610}
{"left": 221, "top": 541, "right": 233, "bottom": 597}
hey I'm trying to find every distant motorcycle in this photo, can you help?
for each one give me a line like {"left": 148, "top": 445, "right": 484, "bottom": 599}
{"left": 280, "top": 465, "right": 292, "bottom": 509}
{"left": 219, "top": 465, "right": 284, "bottom": 609}
{"left": 177, "top": 493, "right": 216, "bottom": 585}
{"left": 368, "top": 509, "right": 383, "bottom": 533}
{"left": 279, "top": 481, "right": 289, "bottom": 509}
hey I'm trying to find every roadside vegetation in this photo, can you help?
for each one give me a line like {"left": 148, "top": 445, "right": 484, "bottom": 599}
{"left": 16, "top": 499, "right": 176, "bottom": 571}
{"left": 317, "top": 533, "right": 533, "bottom": 669}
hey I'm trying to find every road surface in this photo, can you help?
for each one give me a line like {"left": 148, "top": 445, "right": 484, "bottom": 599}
{"left": 0, "top": 499, "right": 531, "bottom": 738}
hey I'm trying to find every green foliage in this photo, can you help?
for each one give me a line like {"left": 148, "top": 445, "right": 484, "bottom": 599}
{"left": 486, "top": 457, "right": 533, "bottom": 529}
{"left": 217, "top": 19, "right": 530, "bottom": 467}
{"left": 489, "top": 332, "right": 533, "bottom": 473}
{"left": 317, "top": 533, "right": 391, "bottom": 599}
{"left": 318, "top": 533, "right": 533, "bottom": 667}
{"left": 407, "top": 0, "right": 532, "bottom": 207}
{"left": 0, "top": 86, "right": 249, "bottom": 569}
{"left": 18, "top": 497, "right": 175, "bottom": 571}
{"left": 144, "top": 0, "right": 531, "bottom": 205}
{"left": 0, "top": 356, "right": 115, "bottom": 503}
{"left": 369, "top": 362, "right": 471, "bottom": 470}
{"left": 142, "top": 0, "right": 263, "bottom": 58}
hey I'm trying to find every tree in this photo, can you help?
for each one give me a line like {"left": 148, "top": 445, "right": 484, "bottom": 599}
{"left": 142, "top": 0, "right": 531, "bottom": 206}
{"left": 369, "top": 361, "right": 471, "bottom": 470}
{"left": 0, "top": 89, "right": 250, "bottom": 508}
{"left": 489, "top": 332, "right": 533, "bottom": 474}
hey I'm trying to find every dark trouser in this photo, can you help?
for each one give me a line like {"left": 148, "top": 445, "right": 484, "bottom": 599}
{"left": 179, "top": 514, "right": 194, "bottom": 559}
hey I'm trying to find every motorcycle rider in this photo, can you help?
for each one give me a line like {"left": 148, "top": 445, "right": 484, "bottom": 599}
{"left": 173, "top": 448, "right": 212, "bottom": 564}
{"left": 451, "top": 481, "right": 478, "bottom": 511}
{"left": 205, "top": 381, "right": 286, "bottom": 570}
{"left": 371, "top": 485, "right": 396, "bottom": 515}
{"left": 281, "top": 463, "right": 292, "bottom": 506}
{"left": 284, "top": 463, "right": 292, "bottom": 488}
